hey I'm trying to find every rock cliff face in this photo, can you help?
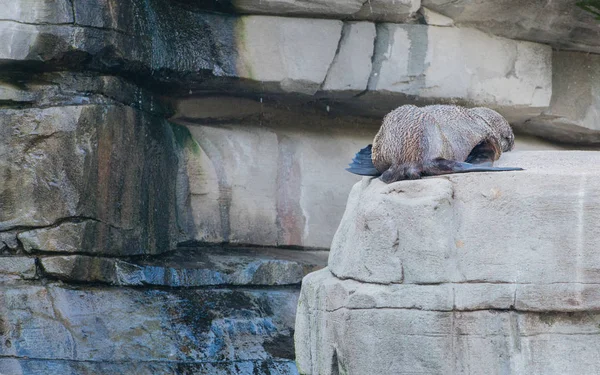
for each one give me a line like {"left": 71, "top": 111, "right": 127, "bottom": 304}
{"left": 296, "top": 152, "right": 600, "bottom": 375}
{"left": 0, "top": 0, "right": 599, "bottom": 374}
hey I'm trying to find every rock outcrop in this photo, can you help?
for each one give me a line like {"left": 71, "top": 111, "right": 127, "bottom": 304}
{"left": 296, "top": 151, "right": 600, "bottom": 375}
{"left": 1, "top": 0, "right": 599, "bottom": 374}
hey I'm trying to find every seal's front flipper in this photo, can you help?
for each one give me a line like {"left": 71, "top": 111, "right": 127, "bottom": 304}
{"left": 346, "top": 144, "right": 381, "bottom": 176}
{"left": 424, "top": 158, "right": 523, "bottom": 176}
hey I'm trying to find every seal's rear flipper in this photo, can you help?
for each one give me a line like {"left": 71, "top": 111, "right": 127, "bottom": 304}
{"left": 425, "top": 159, "right": 523, "bottom": 176}
{"left": 346, "top": 144, "right": 381, "bottom": 176}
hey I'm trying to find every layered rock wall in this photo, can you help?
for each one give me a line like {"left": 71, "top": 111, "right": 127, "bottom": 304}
{"left": 0, "top": 0, "right": 599, "bottom": 374}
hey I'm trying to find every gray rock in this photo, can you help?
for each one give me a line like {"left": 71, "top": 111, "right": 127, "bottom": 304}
{"left": 1, "top": 103, "right": 185, "bottom": 256}
{"left": 350, "top": 0, "right": 420, "bottom": 22}
{"left": 236, "top": 16, "right": 343, "bottom": 95}
{"left": 0, "top": 232, "right": 18, "bottom": 251}
{"left": 231, "top": 0, "right": 366, "bottom": 18}
{"left": 39, "top": 247, "right": 328, "bottom": 286}
{"left": 419, "top": 7, "right": 454, "bottom": 26}
{"left": 0, "top": 0, "right": 73, "bottom": 23}
{"left": 0, "top": 257, "right": 36, "bottom": 279}
{"left": 296, "top": 268, "right": 600, "bottom": 375}
{"left": 422, "top": 0, "right": 600, "bottom": 54}
{"left": 297, "top": 152, "right": 600, "bottom": 374}
{"left": 330, "top": 151, "right": 600, "bottom": 285}
{"left": 517, "top": 51, "right": 600, "bottom": 144}
{"left": 0, "top": 359, "right": 298, "bottom": 375}
{"left": 367, "top": 24, "right": 552, "bottom": 121}
{"left": 0, "top": 283, "right": 299, "bottom": 374}
{"left": 321, "top": 22, "right": 376, "bottom": 94}
{"left": 175, "top": 97, "right": 380, "bottom": 248}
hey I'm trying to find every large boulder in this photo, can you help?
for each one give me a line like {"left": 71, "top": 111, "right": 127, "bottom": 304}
{"left": 296, "top": 151, "right": 600, "bottom": 374}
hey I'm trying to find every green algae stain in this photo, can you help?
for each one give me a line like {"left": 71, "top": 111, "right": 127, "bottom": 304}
{"left": 170, "top": 123, "right": 201, "bottom": 154}
{"left": 234, "top": 17, "right": 255, "bottom": 80}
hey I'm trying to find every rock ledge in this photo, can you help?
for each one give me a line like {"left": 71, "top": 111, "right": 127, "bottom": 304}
{"left": 296, "top": 151, "right": 600, "bottom": 375}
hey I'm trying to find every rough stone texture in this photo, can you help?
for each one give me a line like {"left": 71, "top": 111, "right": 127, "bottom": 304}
{"left": 0, "top": 283, "right": 299, "bottom": 375}
{"left": 0, "top": 99, "right": 184, "bottom": 255}
{"left": 518, "top": 51, "right": 600, "bottom": 145}
{"left": 0, "top": 0, "right": 558, "bottom": 121}
{"left": 39, "top": 247, "right": 328, "bottom": 286}
{"left": 296, "top": 269, "right": 600, "bottom": 375}
{"left": 178, "top": 0, "right": 420, "bottom": 22}
{"left": 350, "top": 0, "right": 421, "bottom": 22}
{"left": 231, "top": 0, "right": 366, "bottom": 18}
{"left": 422, "top": 0, "right": 600, "bottom": 54}
{"left": 329, "top": 151, "right": 600, "bottom": 284}
{"left": 235, "top": 16, "right": 342, "bottom": 95}
{"left": 297, "top": 151, "right": 600, "bottom": 374}
{"left": 0, "top": 0, "right": 73, "bottom": 23}
{"left": 0, "top": 257, "right": 36, "bottom": 280}
{"left": 367, "top": 24, "right": 552, "bottom": 122}
{"left": 173, "top": 97, "right": 380, "bottom": 248}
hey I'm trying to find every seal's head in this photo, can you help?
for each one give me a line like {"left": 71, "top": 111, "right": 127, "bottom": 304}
{"left": 469, "top": 107, "right": 515, "bottom": 152}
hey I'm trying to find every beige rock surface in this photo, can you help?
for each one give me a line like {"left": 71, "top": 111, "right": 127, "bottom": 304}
{"left": 297, "top": 151, "right": 600, "bottom": 374}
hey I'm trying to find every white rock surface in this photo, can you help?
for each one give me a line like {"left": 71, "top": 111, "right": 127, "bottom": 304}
{"left": 236, "top": 16, "right": 343, "bottom": 95}
{"left": 296, "top": 269, "right": 600, "bottom": 375}
{"left": 330, "top": 151, "right": 600, "bottom": 284}
{"left": 0, "top": 0, "right": 73, "bottom": 23}
{"left": 322, "top": 22, "right": 376, "bottom": 94}
{"left": 174, "top": 97, "right": 380, "bottom": 248}
{"left": 368, "top": 24, "right": 552, "bottom": 121}
{"left": 420, "top": 7, "right": 454, "bottom": 26}
{"left": 519, "top": 51, "right": 600, "bottom": 144}
{"left": 297, "top": 151, "right": 600, "bottom": 375}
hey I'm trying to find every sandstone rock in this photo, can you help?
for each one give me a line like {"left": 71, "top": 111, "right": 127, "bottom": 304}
{"left": 0, "top": 283, "right": 299, "bottom": 373}
{"left": 174, "top": 97, "right": 380, "bottom": 248}
{"left": 422, "top": 0, "right": 600, "bottom": 54}
{"left": 330, "top": 151, "right": 600, "bottom": 284}
{"left": 350, "top": 0, "right": 420, "bottom": 22}
{"left": 231, "top": 0, "right": 366, "bottom": 18}
{"left": 297, "top": 151, "right": 600, "bottom": 374}
{"left": 367, "top": 24, "right": 552, "bottom": 121}
{"left": 0, "top": 103, "right": 184, "bottom": 255}
{"left": 420, "top": 7, "right": 454, "bottom": 26}
{"left": 39, "top": 247, "right": 328, "bottom": 286}
{"left": 517, "top": 51, "right": 600, "bottom": 144}
{"left": 321, "top": 22, "right": 376, "bottom": 94}
{"left": 235, "top": 16, "right": 343, "bottom": 95}
{"left": 297, "top": 269, "right": 600, "bottom": 373}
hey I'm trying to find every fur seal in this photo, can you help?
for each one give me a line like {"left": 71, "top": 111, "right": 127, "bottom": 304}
{"left": 346, "top": 104, "right": 523, "bottom": 183}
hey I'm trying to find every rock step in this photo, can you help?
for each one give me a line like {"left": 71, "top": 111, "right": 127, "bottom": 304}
{"left": 38, "top": 246, "right": 329, "bottom": 287}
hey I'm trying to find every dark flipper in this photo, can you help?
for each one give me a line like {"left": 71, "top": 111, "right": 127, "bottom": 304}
{"left": 380, "top": 158, "right": 523, "bottom": 183}
{"left": 346, "top": 144, "right": 381, "bottom": 176}
{"left": 424, "top": 159, "right": 523, "bottom": 176}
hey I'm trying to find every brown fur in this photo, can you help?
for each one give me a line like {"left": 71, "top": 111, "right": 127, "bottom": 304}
{"left": 372, "top": 104, "right": 516, "bottom": 182}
